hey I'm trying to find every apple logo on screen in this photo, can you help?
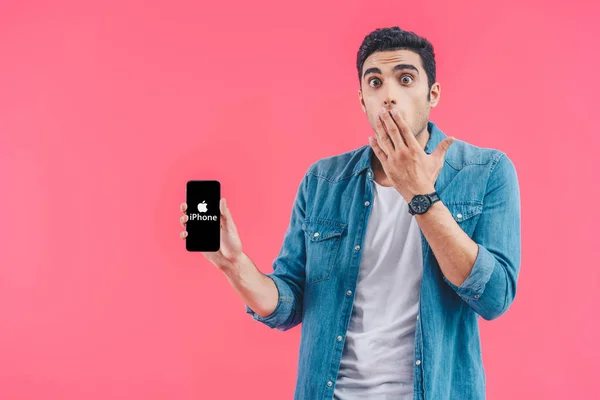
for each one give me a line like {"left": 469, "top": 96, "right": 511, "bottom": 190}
{"left": 198, "top": 201, "right": 208, "bottom": 213}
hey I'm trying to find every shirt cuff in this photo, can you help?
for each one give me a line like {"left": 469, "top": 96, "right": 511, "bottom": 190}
{"left": 443, "top": 243, "right": 496, "bottom": 301}
{"left": 245, "top": 274, "right": 296, "bottom": 329}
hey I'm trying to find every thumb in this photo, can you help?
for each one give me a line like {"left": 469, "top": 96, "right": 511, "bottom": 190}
{"left": 220, "top": 198, "right": 230, "bottom": 219}
{"left": 432, "top": 136, "right": 455, "bottom": 159}
{"left": 220, "top": 198, "right": 238, "bottom": 231}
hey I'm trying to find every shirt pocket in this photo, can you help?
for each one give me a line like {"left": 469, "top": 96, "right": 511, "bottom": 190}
{"left": 445, "top": 201, "right": 483, "bottom": 237}
{"left": 301, "top": 218, "right": 347, "bottom": 286}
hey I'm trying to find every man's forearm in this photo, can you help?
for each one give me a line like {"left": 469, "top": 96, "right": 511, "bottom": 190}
{"left": 415, "top": 201, "right": 479, "bottom": 287}
{"left": 221, "top": 252, "right": 280, "bottom": 319}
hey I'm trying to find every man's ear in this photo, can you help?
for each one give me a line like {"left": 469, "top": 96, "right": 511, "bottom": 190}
{"left": 358, "top": 89, "right": 366, "bottom": 113}
{"left": 429, "top": 82, "right": 441, "bottom": 108}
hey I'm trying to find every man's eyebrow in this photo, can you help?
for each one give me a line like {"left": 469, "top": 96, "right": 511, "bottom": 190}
{"left": 362, "top": 64, "right": 420, "bottom": 80}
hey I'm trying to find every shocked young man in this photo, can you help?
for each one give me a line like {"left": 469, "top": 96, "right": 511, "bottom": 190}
{"left": 180, "top": 26, "right": 521, "bottom": 400}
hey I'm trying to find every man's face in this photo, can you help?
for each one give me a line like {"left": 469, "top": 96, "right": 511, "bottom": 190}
{"left": 358, "top": 49, "right": 440, "bottom": 139}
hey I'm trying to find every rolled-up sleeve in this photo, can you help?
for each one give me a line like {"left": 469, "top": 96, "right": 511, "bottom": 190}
{"left": 443, "top": 152, "right": 521, "bottom": 321}
{"left": 245, "top": 172, "right": 308, "bottom": 331}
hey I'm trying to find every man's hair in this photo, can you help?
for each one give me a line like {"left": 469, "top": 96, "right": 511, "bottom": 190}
{"left": 356, "top": 26, "right": 436, "bottom": 93}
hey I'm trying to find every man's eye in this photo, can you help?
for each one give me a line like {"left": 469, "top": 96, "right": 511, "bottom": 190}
{"left": 401, "top": 75, "right": 414, "bottom": 84}
{"left": 368, "top": 78, "right": 381, "bottom": 87}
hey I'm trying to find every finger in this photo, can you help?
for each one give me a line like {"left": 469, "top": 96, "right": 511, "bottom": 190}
{"left": 369, "top": 136, "right": 387, "bottom": 162}
{"left": 180, "top": 202, "right": 187, "bottom": 213}
{"left": 220, "top": 198, "right": 231, "bottom": 219}
{"left": 220, "top": 198, "right": 239, "bottom": 234}
{"left": 379, "top": 109, "right": 406, "bottom": 150}
{"left": 390, "top": 109, "right": 419, "bottom": 150}
{"left": 431, "top": 137, "right": 456, "bottom": 160}
{"left": 180, "top": 230, "right": 188, "bottom": 239}
{"left": 374, "top": 115, "right": 393, "bottom": 156}
{"left": 180, "top": 214, "right": 188, "bottom": 228}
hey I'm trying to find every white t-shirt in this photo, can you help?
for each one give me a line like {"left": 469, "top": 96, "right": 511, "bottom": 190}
{"left": 334, "top": 180, "right": 423, "bottom": 400}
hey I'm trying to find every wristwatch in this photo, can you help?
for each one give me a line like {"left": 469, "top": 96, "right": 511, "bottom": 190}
{"left": 408, "top": 191, "right": 440, "bottom": 215}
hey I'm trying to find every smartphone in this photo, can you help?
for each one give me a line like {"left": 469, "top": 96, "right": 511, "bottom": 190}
{"left": 185, "top": 180, "right": 220, "bottom": 252}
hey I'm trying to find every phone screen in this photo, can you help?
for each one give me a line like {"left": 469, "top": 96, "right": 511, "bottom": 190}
{"left": 185, "top": 180, "right": 220, "bottom": 252}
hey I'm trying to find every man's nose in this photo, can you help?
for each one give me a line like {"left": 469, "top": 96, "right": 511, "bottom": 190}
{"left": 383, "top": 99, "right": 396, "bottom": 110}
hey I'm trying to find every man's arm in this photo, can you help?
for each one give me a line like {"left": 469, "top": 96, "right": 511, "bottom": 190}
{"left": 232, "top": 172, "right": 308, "bottom": 331}
{"left": 222, "top": 251, "right": 280, "bottom": 318}
{"left": 415, "top": 153, "right": 521, "bottom": 320}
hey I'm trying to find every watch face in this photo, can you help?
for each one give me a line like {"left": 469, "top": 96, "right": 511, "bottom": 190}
{"left": 411, "top": 195, "right": 430, "bottom": 214}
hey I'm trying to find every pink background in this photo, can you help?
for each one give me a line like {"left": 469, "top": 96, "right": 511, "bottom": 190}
{"left": 1, "top": 0, "right": 599, "bottom": 399}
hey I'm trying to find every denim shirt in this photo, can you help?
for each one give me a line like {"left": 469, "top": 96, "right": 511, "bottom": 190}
{"left": 245, "top": 121, "right": 521, "bottom": 400}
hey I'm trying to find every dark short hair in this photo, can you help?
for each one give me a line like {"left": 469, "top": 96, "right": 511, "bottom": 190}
{"left": 357, "top": 26, "right": 436, "bottom": 92}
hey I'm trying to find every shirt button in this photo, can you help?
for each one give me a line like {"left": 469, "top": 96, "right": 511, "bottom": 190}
{"left": 327, "top": 381, "right": 333, "bottom": 387}
{"left": 337, "top": 335, "right": 343, "bottom": 341}
{"left": 474, "top": 294, "right": 480, "bottom": 299}
{"left": 313, "top": 232, "right": 320, "bottom": 238}
{"left": 354, "top": 245, "right": 360, "bottom": 251}
{"left": 346, "top": 290, "right": 352, "bottom": 296}
{"left": 364, "top": 201, "right": 370, "bottom": 206}
{"left": 416, "top": 315, "right": 419, "bottom": 320}
{"left": 367, "top": 171, "right": 372, "bottom": 178}
{"left": 456, "top": 213, "right": 463, "bottom": 219}
{"left": 416, "top": 360, "right": 421, "bottom": 366}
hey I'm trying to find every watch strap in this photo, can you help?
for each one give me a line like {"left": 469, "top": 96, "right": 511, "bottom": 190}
{"left": 427, "top": 191, "right": 440, "bottom": 204}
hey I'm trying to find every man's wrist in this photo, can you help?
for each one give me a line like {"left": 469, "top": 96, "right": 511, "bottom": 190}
{"left": 220, "top": 252, "right": 248, "bottom": 280}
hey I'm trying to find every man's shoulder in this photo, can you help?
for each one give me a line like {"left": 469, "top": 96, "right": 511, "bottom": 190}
{"left": 305, "top": 145, "right": 368, "bottom": 182}
{"left": 444, "top": 138, "right": 507, "bottom": 171}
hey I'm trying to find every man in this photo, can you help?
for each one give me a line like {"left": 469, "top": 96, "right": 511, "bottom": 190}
{"left": 179, "top": 26, "right": 521, "bottom": 400}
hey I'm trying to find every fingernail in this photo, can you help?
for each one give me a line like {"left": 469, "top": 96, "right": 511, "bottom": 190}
{"left": 380, "top": 107, "right": 386, "bottom": 114}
